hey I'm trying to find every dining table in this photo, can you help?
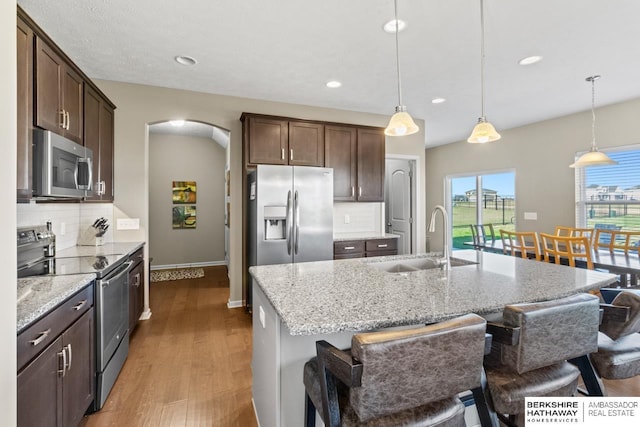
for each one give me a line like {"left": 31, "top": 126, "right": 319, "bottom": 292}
{"left": 464, "top": 239, "right": 640, "bottom": 287}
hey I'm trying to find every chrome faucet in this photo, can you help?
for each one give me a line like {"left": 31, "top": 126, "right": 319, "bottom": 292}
{"left": 428, "top": 205, "right": 450, "bottom": 269}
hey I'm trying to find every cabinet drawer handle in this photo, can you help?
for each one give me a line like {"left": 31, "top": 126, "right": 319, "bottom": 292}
{"left": 72, "top": 300, "right": 87, "bottom": 311}
{"left": 281, "top": 148, "right": 285, "bottom": 160}
{"left": 66, "top": 344, "right": 72, "bottom": 371}
{"left": 59, "top": 348, "right": 66, "bottom": 377}
{"left": 29, "top": 329, "right": 51, "bottom": 346}
{"left": 344, "top": 246, "right": 355, "bottom": 250}
{"left": 377, "top": 244, "right": 388, "bottom": 248}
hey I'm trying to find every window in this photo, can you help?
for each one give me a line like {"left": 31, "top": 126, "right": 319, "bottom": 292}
{"left": 447, "top": 171, "right": 516, "bottom": 249}
{"left": 575, "top": 147, "right": 640, "bottom": 231}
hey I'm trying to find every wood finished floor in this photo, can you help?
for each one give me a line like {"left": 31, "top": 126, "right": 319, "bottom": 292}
{"left": 80, "top": 265, "right": 639, "bottom": 426}
{"left": 81, "top": 266, "right": 257, "bottom": 427}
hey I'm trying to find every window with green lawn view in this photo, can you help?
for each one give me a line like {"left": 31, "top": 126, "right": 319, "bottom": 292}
{"left": 575, "top": 147, "right": 640, "bottom": 233}
{"left": 447, "top": 171, "right": 516, "bottom": 250}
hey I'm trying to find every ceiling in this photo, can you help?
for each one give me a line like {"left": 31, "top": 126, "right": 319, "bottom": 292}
{"left": 17, "top": 0, "right": 640, "bottom": 147}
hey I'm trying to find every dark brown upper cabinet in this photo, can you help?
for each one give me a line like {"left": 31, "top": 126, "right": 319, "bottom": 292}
{"left": 84, "top": 85, "right": 115, "bottom": 202}
{"left": 35, "top": 36, "right": 84, "bottom": 144}
{"left": 244, "top": 114, "right": 324, "bottom": 167}
{"left": 325, "top": 126, "right": 385, "bottom": 202}
{"left": 17, "top": 16, "right": 33, "bottom": 202}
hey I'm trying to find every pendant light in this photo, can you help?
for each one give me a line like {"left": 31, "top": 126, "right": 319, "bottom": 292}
{"left": 384, "top": 0, "right": 419, "bottom": 137}
{"left": 569, "top": 75, "right": 617, "bottom": 168}
{"left": 467, "top": 0, "right": 501, "bottom": 143}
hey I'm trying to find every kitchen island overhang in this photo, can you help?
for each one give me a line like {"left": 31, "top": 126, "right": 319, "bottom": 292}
{"left": 249, "top": 250, "right": 618, "bottom": 427}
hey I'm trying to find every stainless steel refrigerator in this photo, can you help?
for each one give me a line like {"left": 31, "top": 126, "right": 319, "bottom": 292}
{"left": 247, "top": 165, "right": 334, "bottom": 308}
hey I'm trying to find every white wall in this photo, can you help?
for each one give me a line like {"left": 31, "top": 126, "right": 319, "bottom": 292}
{"left": 425, "top": 97, "right": 640, "bottom": 251}
{"left": 149, "top": 133, "right": 226, "bottom": 267}
{"left": 93, "top": 79, "right": 427, "bottom": 306}
{"left": 3, "top": 0, "right": 17, "bottom": 423}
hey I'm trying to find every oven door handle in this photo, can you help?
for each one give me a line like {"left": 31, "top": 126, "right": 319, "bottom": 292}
{"left": 101, "top": 260, "right": 134, "bottom": 288}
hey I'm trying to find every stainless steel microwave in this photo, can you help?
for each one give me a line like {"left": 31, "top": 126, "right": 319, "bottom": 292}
{"left": 33, "top": 129, "right": 93, "bottom": 198}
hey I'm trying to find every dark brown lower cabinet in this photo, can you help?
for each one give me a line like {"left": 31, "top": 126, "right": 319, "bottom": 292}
{"left": 333, "top": 238, "right": 398, "bottom": 259}
{"left": 129, "top": 248, "right": 145, "bottom": 332}
{"left": 18, "top": 308, "right": 94, "bottom": 427}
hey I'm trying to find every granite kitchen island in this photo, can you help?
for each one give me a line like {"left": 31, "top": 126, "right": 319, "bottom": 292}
{"left": 249, "top": 250, "right": 618, "bottom": 427}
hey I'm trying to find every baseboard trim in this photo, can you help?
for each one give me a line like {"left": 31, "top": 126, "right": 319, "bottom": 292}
{"left": 227, "top": 299, "right": 244, "bottom": 309}
{"left": 151, "top": 260, "right": 227, "bottom": 270}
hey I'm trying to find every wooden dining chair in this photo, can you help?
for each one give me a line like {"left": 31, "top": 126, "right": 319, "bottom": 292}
{"left": 554, "top": 226, "right": 595, "bottom": 246}
{"left": 499, "top": 230, "right": 541, "bottom": 261}
{"left": 594, "top": 230, "right": 640, "bottom": 255}
{"left": 540, "top": 233, "right": 594, "bottom": 269}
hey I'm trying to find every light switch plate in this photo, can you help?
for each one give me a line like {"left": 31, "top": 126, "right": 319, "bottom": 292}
{"left": 117, "top": 218, "right": 140, "bottom": 230}
{"left": 524, "top": 212, "right": 538, "bottom": 220}
{"left": 344, "top": 214, "right": 350, "bottom": 224}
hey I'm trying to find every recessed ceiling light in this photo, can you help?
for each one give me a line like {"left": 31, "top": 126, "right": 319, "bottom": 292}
{"left": 175, "top": 55, "right": 197, "bottom": 66}
{"left": 169, "top": 120, "right": 185, "bottom": 127}
{"left": 326, "top": 81, "right": 342, "bottom": 88}
{"left": 518, "top": 55, "right": 543, "bottom": 66}
{"left": 431, "top": 97, "right": 446, "bottom": 104}
{"left": 383, "top": 19, "right": 407, "bottom": 33}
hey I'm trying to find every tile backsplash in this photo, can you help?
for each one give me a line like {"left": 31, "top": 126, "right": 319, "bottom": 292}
{"left": 17, "top": 202, "right": 114, "bottom": 250}
{"left": 333, "top": 202, "right": 384, "bottom": 235}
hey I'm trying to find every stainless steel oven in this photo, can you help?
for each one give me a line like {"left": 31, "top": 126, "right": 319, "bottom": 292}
{"left": 17, "top": 225, "right": 132, "bottom": 411}
{"left": 94, "top": 259, "right": 132, "bottom": 409}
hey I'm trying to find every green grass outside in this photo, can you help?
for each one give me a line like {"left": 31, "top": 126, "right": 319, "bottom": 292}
{"left": 451, "top": 204, "right": 516, "bottom": 249}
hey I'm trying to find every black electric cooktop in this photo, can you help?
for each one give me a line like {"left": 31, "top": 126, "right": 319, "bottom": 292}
{"left": 19, "top": 254, "right": 125, "bottom": 279}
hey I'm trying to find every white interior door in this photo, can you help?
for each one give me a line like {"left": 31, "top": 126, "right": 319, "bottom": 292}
{"left": 385, "top": 159, "right": 413, "bottom": 254}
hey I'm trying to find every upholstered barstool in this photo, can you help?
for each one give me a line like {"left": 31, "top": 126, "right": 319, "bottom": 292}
{"left": 303, "top": 313, "right": 488, "bottom": 427}
{"left": 590, "top": 289, "right": 640, "bottom": 381}
{"left": 483, "top": 293, "right": 600, "bottom": 427}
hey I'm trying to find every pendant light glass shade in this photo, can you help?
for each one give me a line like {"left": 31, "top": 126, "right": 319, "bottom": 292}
{"left": 385, "top": 0, "right": 419, "bottom": 137}
{"left": 385, "top": 106, "right": 419, "bottom": 136}
{"left": 467, "top": 117, "right": 501, "bottom": 143}
{"left": 569, "top": 75, "right": 617, "bottom": 168}
{"left": 468, "top": 0, "right": 500, "bottom": 143}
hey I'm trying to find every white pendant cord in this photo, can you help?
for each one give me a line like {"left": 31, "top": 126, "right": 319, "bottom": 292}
{"left": 479, "top": 0, "right": 486, "bottom": 119}
{"left": 394, "top": 0, "right": 403, "bottom": 107}
{"left": 590, "top": 77, "right": 597, "bottom": 150}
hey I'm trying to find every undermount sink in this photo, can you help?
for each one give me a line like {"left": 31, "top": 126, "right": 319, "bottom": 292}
{"left": 369, "top": 257, "right": 477, "bottom": 273}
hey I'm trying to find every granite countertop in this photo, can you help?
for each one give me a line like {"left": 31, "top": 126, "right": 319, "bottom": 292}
{"left": 56, "top": 241, "right": 144, "bottom": 258}
{"left": 249, "top": 250, "right": 618, "bottom": 336}
{"left": 17, "top": 273, "right": 95, "bottom": 333}
{"left": 333, "top": 233, "right": 400, "bottom": 242}
{"left": 17, "top": 241, "right": 145, "bottom": 333}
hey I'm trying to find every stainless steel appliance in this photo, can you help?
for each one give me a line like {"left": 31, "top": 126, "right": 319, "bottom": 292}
{"left": 17, "top": 225, "right": 131, "bottom": 411}
{"left": 33, "top": 129, "right": 93, "bottom": 198}
{"left": 247, "top": 165, "right": 334, "bottom": 307}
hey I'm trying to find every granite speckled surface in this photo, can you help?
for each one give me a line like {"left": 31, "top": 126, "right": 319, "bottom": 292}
{"left": 56, "top": 241, "right": 144, "bottom": 258}
{"left": 333, "top": 233, "right": 400, "bottom": 242}
{"left": 17, "top": 241, "right": 144, "bottom": 333}
{"left": 249, "top": 250, "right": 618, "bottom": 336}
{"left": 17, "top": 274, "right": 95, "bottom": 333}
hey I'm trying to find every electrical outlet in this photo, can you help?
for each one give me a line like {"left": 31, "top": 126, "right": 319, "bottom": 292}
{"left": 344, "top": 214, "right": 350, "bottom": 224}
{"left": 117, "top": 218, "right": 140, "bottom": 230}
{"left": 524, "top": 212, "right": 538, "bottom": 220}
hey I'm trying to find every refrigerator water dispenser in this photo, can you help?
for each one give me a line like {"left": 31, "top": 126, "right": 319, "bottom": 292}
{"left": 264, "top": 206, "right": 287, "bottom": 240}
